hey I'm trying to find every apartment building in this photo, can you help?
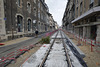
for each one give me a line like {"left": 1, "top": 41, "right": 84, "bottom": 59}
{"left": 48, "top": 14, "right": 56, "bottom": 31}
{"left": 63, "top": 0, "right": 100, "bottom": 42}
{"left": 0, "top": 0, "right": 7, "bottom": 41}
{"left": 2, "top": 0, "right": 39, "bottom": 40}
{"left": 0, "top": 0, "right": 56, "bottom": 41}
{"left": 37, "top": 0, "right": 49, "bottom": 32}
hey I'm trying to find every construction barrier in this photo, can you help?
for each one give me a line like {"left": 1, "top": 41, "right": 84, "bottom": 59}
{"left": 0, "top": 30, "right": 58, "bottom": 67}
{"left": 45, "top": 30, "right": 58, "bottom": 37}
{"left": 0, "top": 44, "right": 36, "bottom": 67}
{"left": 62, "top": 30, "right": 100, "bottom": 53}
{"left": 0, "top": 43, "right": 5, "bottom": 46}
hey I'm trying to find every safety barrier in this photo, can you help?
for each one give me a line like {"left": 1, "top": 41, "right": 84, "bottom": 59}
{"left": 0, "top": 44, "right": 36, "bottom": 67}
{"left": 0, "top": 43, "right": 5, "bottom": 46}
{"left": 45, "top": 30, "right": 58, "bottom": 37}
{"left": 0, "top": 30, "right": 58, "bottom": 67}
{"left": 62, "top": 30, "right": 100, "bottom": 53}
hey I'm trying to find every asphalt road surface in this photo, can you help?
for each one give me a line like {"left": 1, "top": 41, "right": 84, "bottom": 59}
{"left": 0, "top": 33, "right": 46, "bottom": 58}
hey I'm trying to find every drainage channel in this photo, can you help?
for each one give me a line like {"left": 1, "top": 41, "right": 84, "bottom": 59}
{"left": 39, "top": 30, "right": 73, "bottom": 67}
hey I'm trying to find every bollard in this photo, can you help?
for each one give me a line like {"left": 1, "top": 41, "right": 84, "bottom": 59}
{"left": 91, "top": 40, "right": 94, "bottom": 52}
{"left": 0, "top": 43, "right": 5, "bottom": 46}
{"left": 85, "top": 39, "right": 86, "bottom": 45}
{"left": 95, "top": 37, "right": 96, "bottom": 44}
{"left": 83, "top": 38, "right": 84, "bottom": 45}
{"left": 78, "top": 36, "right": 81, "bottom": 46}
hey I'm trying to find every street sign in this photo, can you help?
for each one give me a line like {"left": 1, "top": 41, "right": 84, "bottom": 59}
{"left": 4, "top": 18, "right": 7, "bottom": 21}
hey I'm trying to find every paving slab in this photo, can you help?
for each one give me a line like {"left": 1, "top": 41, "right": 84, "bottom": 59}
{"left": 21, "top": 44, "right": 51, "bottom": 67}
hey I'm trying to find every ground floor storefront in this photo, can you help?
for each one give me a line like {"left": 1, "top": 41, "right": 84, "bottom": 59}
{"left": 74, "top": 23, "right": 100, "bottom": 42}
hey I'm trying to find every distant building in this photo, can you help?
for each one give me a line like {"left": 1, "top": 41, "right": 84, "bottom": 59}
{"left": 37, "top": 0, "right": 49, "bottom": 32}
{"left": 0, "top": 0, "right": 57, "bottom": 41}
{"left": 62, "top": 0, "right": 100, "bottom": 42}
{"left": 48, "top": 14, "right": 56, "bottom": 31}
{"left": 54, "top": 21, "right": 59, "bottom": 29}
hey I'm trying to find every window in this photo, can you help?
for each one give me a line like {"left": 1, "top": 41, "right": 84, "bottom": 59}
{"left": 33, "top": 7, "right": 37, "bottom": 16}
{"left": 76, "top": 7, "right": 78, "bottom": 17}
{"left": 84, "top": 0, "right": 86, "bottom": 12}
{"left": 0, "top": 7, "right": 1, "bottom": 17}
{"left": 90, "top": 0, "right": 94, "bottom": 8}
{"left": 27, "top": 3, "right": 31, "bottom": 13}
{"left": 28, "top": 19, "right": 31, "bottom": 31}
{"left": 38, "top": 2, "right": 40, "bottom": 8}
{"left": 17, "top": 15, "right": 23, "bottom": 32}
{"left": 33, "top": 0, "right": 36, "bottom": 3}
{"left": 90, "top": 0, "right": 94, "bottom": 4}
{"left": 98, "top": 0, "right": 100, "bottom": 6}
{"left": 17, "top": 0, "right": 22, "bottom": 7}
{"left": 38, "top": 10, "right": 40, "bottom": 19}
{"left": 80, "top": 2, "right": 83, "bottom": 15}
{"left": 76, "top": 0, "right": 78, "bottom": 4}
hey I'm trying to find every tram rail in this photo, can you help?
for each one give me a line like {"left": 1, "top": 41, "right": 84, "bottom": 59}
{"left": 39, "top": 30, "right": 73, "bottom": 67}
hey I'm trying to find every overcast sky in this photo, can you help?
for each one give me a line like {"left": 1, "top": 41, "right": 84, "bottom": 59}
{"left": 45, "top": 0, "right": 67, "bottom": 26}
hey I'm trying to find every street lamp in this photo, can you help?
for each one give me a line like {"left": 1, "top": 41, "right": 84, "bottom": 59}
{"left": 33, "top": 20, "right": 36, "bottom": 30}
{"left": 33, "top": 20, "right": 36, "bottom": 24}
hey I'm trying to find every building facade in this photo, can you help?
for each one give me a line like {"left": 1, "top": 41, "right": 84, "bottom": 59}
{"left": 0, "top": 0, "right": 7, "bottom": 41}
{"left": 0, "top": 0, "right": 57, "bottom": 41}
{"left": 62, "top": 0, "right": 100, "bottom": 42}
{"left": 62, "top": 0, "right": 75, "bottom": 33}
{"left": 37, "top": 0, "right": 50, "bottom": 32}
{"left": 54, "top": 21, "right": 59, "bottom": 30}
{"left": 48, "top": 14, "right": 56, "bottom": 31}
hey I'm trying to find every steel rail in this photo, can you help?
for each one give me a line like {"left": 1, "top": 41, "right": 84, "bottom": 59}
{"left": 39, "top": 31, "right": 59, "bottom": 67}
{"left": 60, "top": 31, "right": 73, "bottom": 67}
{"left": 39, "top": 30, "right": 73, "bottom": 67}
{"left": 62, "top": 31, "right": 87, "bottom": 67}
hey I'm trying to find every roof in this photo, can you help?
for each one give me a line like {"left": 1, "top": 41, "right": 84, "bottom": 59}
{"left": 71, "top": 6, "right": 100, "bottom": 23}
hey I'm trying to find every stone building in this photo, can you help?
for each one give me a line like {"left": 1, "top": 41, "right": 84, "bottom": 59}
{"left": 62, "top": 0, "right": 100, "bottom": 42}
{"left": 0, "top": 0, "right": 56, "bottom": 41}
{"left": 0, "top": 0, "right": 7, "bottom": 41}
{"left": 54, "top": 21, "right": 59, "bottom": 29}
{"left": 48, "top": 14, "right": 56, "bottom": 31}
{"left": 2, "top": 0, "right": 38, "bottom": 40}
{"left": 62, "top": 0, "right": 75, "bottom": 33}
{"left": 37, "top": 0, "right": 49, "bottom": 32}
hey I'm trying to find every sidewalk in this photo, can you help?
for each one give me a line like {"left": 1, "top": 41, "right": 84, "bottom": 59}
{"left": 0, "top": 37, "right": 32, "bottom": 47}
{"left": 64, "top": 30, "right": 100, "bottom": 67}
